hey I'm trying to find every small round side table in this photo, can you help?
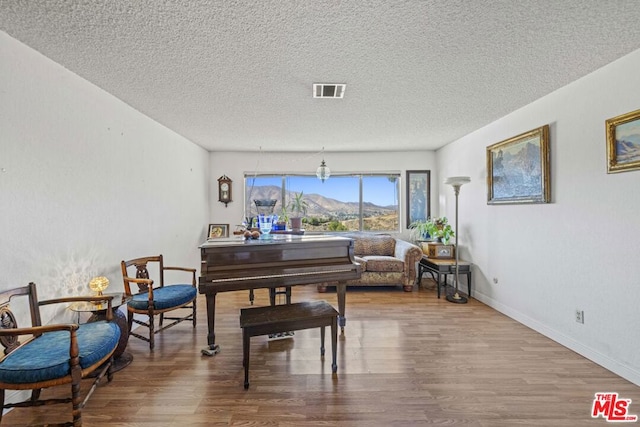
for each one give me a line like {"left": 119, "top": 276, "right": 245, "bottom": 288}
{"left": 69, "top": 292, "right": 133, "bottom": 372}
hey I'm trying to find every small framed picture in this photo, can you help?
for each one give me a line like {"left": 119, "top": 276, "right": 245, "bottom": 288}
{"left": 486, "top": 125, "right": 550, "bottom": 205}
{"left": 208, "top": 224, "right": 229, "bottom": 239}
{"left": 606, "top": 108, "right": 640, "bottom": 174}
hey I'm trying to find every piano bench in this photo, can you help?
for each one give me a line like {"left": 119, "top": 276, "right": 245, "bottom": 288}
{"left": 239, "top": 300, "right": 338, "bottom": 389}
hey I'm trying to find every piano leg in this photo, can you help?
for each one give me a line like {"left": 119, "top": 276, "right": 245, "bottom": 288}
{"left": 337, "top": 282, "right": 347, "bottom": 333}
{"left": 201, "top": 293, "right": 221, "bottom": 356}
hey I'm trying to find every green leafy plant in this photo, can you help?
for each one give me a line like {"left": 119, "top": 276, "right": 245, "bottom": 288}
{"left": 279, "top": 205, "right": 289, "bottom": 224}
{"left": 409, "top": 217, "right": 455, "bottom": 244}
{"left": 288, "top": 191, "right": 308, "bottom": 217}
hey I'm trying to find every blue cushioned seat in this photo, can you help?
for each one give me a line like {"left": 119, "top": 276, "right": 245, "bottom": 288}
{"left": 121, "top": 255, "right": 197, "bottom": 350}
{"left": 1, "top": 283, "right": 120, "bottom": 426}
{"left": 0, "top": 321, "right": 120, "bottom": 385}
{"left": 128, "top": 284, "right": 197, "bottom": 310}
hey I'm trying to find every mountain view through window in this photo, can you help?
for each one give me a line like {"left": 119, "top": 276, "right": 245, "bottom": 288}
{"left": 244, "top": 174, "right": 400, "bottom": 232}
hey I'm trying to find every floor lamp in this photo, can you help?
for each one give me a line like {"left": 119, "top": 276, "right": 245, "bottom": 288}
{"left": 444, "top": 176, "right": 471, "bottom": 304}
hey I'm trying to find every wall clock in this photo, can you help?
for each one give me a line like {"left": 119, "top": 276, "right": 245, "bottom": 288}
{"left": 218, "top": 175, "right": 232, "bottom": 207}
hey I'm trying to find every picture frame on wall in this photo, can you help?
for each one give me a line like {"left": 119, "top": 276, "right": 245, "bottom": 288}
{"left": 606, "top": 108, "right": 640, "bottom": 174}
{"left": 486, "top": 125, "right": 550, "bottom": 205}
{"left": 406, "top": 170, "right": 430, "bottom": 227}
{"left": 208, "top": 224, "right": 229, "bottom": 239}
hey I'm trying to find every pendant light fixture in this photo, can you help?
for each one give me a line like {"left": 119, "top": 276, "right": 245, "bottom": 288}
{"left": 316, "top": 147, "right": 331, "bottom": 182}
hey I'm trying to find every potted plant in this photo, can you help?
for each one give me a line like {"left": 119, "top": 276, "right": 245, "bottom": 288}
{"left": 288, "top": 191, "right": 308, "bottom": 231}
{"left": 409, "top": 217, "right": 455, "bottom": 244}
{"left": 276, "top": 205, "right": 289, "bottom": 230}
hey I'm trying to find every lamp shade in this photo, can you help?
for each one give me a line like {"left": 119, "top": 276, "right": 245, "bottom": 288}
{"left": 444, "top": 176, "right": 471, "bottom": 186}
{"left": 89, "top": 276, "right": 109, "bottom": 295}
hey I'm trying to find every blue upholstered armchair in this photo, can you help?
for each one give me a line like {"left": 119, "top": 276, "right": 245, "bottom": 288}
{"left": 120, "top": 255, "right": 197, "bottom": 350}
{"left": 0, "top": 282, "right": 120, "bottom": 426}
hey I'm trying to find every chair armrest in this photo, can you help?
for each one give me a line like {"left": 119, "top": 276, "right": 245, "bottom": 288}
{"left": 163, "top": 266, "right": 197, "bottom": 286}
{"left": 123, "top": 277, "right": 154, "bottom": 300}
{"left": 394, "top": 239, "right": 423, "bottom": 281}
{"left": 0, "top": 323, "right": 79, "bottom": 337}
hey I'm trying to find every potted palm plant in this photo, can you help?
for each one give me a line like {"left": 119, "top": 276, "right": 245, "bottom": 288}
{"left": 288, "top": 191, "right": 308, "bottom": 231}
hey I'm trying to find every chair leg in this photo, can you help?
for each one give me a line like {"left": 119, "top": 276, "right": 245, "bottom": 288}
{"left": 149, "top": 314, "right": 155, "bottom": 350}
{"left": 127, "top": 310, "right": 134, "bottom": 334}
{"left": 159, "top": 312, "right": 164, "bottom": 328}
{"left": 0, "top": 389, "right": 4, "bottom": 424}
{"left": 192, "top": 300, "right": 197, "bottom": 328}
{"left": 71, "top": 367, "right": 82, "bottom": 426}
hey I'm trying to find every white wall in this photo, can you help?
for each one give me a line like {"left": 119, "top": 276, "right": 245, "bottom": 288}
{"left": 0, "top": 32, "right": 209, "bottom": 306}
{"left": 437, "top": 48, "right": 640, "bottom": 385}
{"left": 208, "top": 150, "right": 437, "bottom": 238}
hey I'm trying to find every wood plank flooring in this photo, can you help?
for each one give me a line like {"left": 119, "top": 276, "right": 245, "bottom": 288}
{"left": 3, "top": 281, "right": 638, "bottom": 426}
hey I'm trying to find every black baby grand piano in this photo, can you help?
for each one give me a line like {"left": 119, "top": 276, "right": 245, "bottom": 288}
{"left": 198, "top": 234, "right": 361, "bottom": 355}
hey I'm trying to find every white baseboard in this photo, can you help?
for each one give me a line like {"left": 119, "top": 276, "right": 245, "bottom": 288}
{"left": 474, "top": 291, "right": 640, "bottom": 387}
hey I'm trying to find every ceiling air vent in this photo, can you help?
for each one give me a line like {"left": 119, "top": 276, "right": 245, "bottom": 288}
{"left": 313, "top": 83, "right": 346, "bottom": 98}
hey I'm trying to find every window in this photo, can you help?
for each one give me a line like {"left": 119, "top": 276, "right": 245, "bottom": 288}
{"left": 244, "top": 173, "right": 400, "bottom": 232}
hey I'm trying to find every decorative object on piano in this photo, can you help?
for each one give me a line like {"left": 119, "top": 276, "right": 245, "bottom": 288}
{"left": 243, "top": 229, "right": 262, "bottom": 239}
{"left": 316, "top": 147, "right": 331, "bottom": 182}
{"left": 288, "top": 191, "right": 308, "bottom": 231}
{"left": 606, "top": 108, "right": 640, "bottom": 174}
{"left": 217, "top": 175, "right": 232, "bottom": 207}
{"left": 444, "top": 176, "right": 471, "bottom": 304}
{"left": 89, "top": 276, "right": 109, "bottom": 296}
{"left": 253, "top": 199, "right": 279, "bottom": 237}
{"left": 208, "top": 223, "right": 229, "bottom": 239}
{"left": 257, "top": 213, "right": 278, "bottom": 237}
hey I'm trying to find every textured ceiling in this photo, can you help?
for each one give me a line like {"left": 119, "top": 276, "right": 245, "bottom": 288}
{"left": 2, "top": 1, "right": 640, "bottom": 152}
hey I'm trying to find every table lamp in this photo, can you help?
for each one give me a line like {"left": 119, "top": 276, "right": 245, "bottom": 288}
{"left": 444, "top": 176, "right": 471, "bottom": 304}
{"left": 89, "top": 276, "right": 109, "bottom": 296}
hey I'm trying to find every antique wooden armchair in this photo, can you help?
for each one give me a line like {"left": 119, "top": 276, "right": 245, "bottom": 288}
{"left": 120, "top": 255, "right": 197, "bottom": 350}
{"left": 0, "top": 283, "right": 120, "bottom": 426}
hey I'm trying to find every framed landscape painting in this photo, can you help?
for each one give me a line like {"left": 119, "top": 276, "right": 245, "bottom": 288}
{"left": 486, "top": 125, "right": 550, "bottom": 205}
{"left": 606, "top": 108, "right": 640, "bottom": 173}
{"left": 406, "top": 170, "right": 430, "bottom": 227}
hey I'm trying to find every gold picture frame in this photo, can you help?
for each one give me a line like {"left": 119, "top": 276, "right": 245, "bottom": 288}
{"left": 208, "top": 224, "right": 229, "bottom": 239}
{"left": 606, "top": 108, "right": 640, "bottom": 174}
{"left": 486, "top": 125, "right": 550, "bottom": 205}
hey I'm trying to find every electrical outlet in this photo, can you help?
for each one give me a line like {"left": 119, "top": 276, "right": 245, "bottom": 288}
{"left": 575, "top": 309, "right": 584, "bottom": 324}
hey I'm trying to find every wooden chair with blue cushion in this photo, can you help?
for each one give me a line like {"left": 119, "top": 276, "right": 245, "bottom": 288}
{"left": 120, "top": 255, "right": 197, "bottom": 351}
{"left": 0, "top": 282, "right": 120, "bottom": 426}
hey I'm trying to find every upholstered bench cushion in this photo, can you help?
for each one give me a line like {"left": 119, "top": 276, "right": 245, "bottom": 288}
{"left": 0, "top": 321, "right": 120, "bottom": 384}
{"left": 362, "top": 255, "right": 405, "bottom": 273}
{"left": 128, "top": 284, "right": 196, "bottom": 311}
